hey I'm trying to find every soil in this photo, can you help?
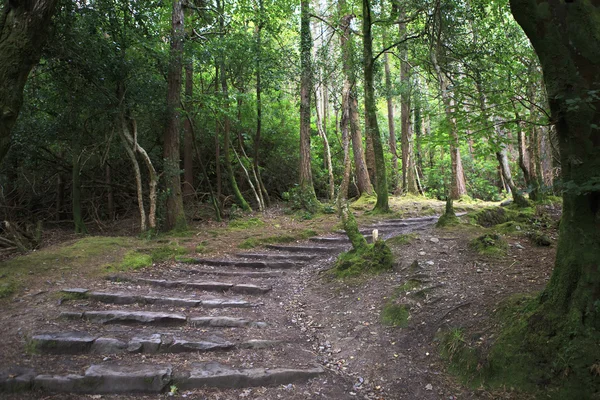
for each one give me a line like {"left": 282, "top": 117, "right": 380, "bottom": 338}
{"left": 0, "top": 198, "right": 559, "bottom": 399}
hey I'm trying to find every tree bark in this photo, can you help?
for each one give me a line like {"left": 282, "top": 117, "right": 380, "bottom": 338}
{"left": 398, "top": 12, "right": 418, "bottom": 195}
{"left": 315, "top": 91, "right": 335, "bottom": 201}
{"left": 362, "top": 0, "right": 389, "bottom": 212}
{"left": 183, "top": 61, "right": 194, "bottom": 199}
{"left": 299, "top": 0, "right": 318, "bottom": 208}
{"left": 510, "top": 0, "right": 600, "bottom": 329}
{"left": 383, "top": 51, "right": 399, "bottom": 192}
{"left": 254, "top": 0, "right": 270, "bottom": 206}
{"left": 0, "top": 0, "right": 58, "bottom": 163}
{"left": 163, "top": 0, "right": 186, "bottom": 231}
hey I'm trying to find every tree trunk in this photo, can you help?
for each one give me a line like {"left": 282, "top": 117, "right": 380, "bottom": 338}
{"left": 383, "top": 51, "right": 399, "bottom": 192}
{"left": 105, "top": 165, "right": 114, "bottom": 220}
{"left": 183, "top": 61, "right": 194, "bottom": 199}
{"left": 362, "top": 0, "right": 389, "bottom": 212}
{"left": 72, "top": 146, "right": 87, "bottom": 234}
{"left": 254, "top": 0, "right": 270, "bottom": 206}
{"left": 299, "top": 0, "right": 318, "bottom": 209}
{"left": 163, "top": 0, "right": 186, "bottom": 231}
{"left": 315, "top": 91, "right": 335, "bottom": 201}
{"left": 119, "top": 117, "right": 146, "bottom": 232}
{"left": 510, "top": 0, "right": 600, "bottom": 344}
{"left": 399, "top": 13, "right": 418, "bottom": 195}
{"left": 0, "top": 0, "right": 58, "bottom": 163}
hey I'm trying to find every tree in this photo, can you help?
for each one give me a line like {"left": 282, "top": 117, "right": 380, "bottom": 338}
{"left": 163, "top": 0, "right": 187, "bottom": 231}
{"left": 362, "top": 0, "right": 389, "bottom": 212}
{"left": 486, "top": 0, "right": 600, "bottom": 394}
{"left": 298, "top": 0, "right": 318, "bottom": 209}
{"left": 0, "top": 0, "right": 58, "bottom": 163}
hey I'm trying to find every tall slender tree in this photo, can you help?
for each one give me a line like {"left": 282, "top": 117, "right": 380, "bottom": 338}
{"left": 299, "top": 0, "right": 318, "bottom": 209}
{"left": 362, "top": 0, "right": 389, "bottom": 212}
{"left": 163, "top": 0, "right": 187, "bottom": 231}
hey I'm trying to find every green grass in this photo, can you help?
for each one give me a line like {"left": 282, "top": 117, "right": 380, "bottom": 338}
{"left": 0, "top": 236, "right": 137, "bottom": 299}
{"left": 120, "top": 251, "right": 153, "bottom": 270}
{"left": 228, "top": 217, "right": 264, "bottom": 230}
{"left": 238, "top": 229, "right": 317, "bottom": 249}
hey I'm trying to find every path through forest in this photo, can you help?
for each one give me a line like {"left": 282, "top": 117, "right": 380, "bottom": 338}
{"left": 0, "top": 209, "right": 555, "bottom": 399}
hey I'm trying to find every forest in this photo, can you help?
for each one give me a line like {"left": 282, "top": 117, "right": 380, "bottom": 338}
{"left": 0, "top": 0, "right": 598, "bottom": 398}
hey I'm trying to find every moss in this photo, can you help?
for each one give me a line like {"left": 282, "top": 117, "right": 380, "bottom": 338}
{"left": 471, "top": 206, "right": 534, "bottom": 227}
{"left": 438, "top": 328, "right": 481, "bottom": 383}
{"left": 469, "top": 233, "right": 508, "bottom": 257}
{"left": 195, "top": 242, "right": 210, "bottom": 253}
{"left": 396, "top": 279, "right": 421, "bottom": 293}
{"left": 420, "top": 205, "right": 438, "bottom": 216}
{"left": 334, "top": 240, "right": 394, "bottom": 278}
{"left": 437, "top": 198, "right": 460, "bottom": 227}
{"left": 350, "top": 193, "right": 377, "bottom": 211}
{"left": 0, "top": 236, "right": 137, "bottom": 299}
{"left": 386, "top": 233, "right": 417, "bottom": 246}
{"left": 526, "top": 231, "right": 553, "bottom": 246}
{"left": 494, "top": 221, "right": 525, "bottom": 234}
{"left": 381, "top": 303, "right": 410, "bottom": 327}
{"left": 120, "top": 251, "right": 153, "bottom": 270}
{"left": 228, "top": 217, "right": 264, "bottom": 230}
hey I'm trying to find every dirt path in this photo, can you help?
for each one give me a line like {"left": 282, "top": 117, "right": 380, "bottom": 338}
{"left": 0, "top": 211, "right": 554, "bottom": 399}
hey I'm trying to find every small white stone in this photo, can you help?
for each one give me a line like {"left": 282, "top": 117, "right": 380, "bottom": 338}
{"left": 425, "top": 383, "right": 433, "bottom": 391}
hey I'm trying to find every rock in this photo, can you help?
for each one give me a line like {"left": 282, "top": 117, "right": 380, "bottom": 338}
{"left": 418, "top": 251, "right": 426, "bottom": 256}
{"left": 515, "top": 243, "right": 525, "bottom": 250}
{"left": 166, "top": 338, "right": 234, "bottom": 353}
{"left": 85, "top": 363, "right": 172, "bottom": 393}
{"left": 127, "top": 334, "right": 161, "bottom": 353}
{"left": 429, "top": 238, "right": 439, "bottom": 243}
{"left": 32, "top": 332, "right": 97, "bottom": 354}
{"left": 81, "top": 311, "right": 187, "bottom": 326}
{"left": 425, "top": 383, "right": 433, "bottom": 391}
{"left": 0, "top": 367, "right": 35, "bottom": 392}
{"left": 175, "top": 362, "right": 323, "bottom": 389}
{"left": 189, "top": 316, "right": 266, "bottom": 328}
{"left": 426, "top": 261, "right": 435, "bottom": 266}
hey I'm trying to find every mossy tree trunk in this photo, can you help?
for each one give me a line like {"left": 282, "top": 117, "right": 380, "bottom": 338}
{"left": 510, "top": 0, "right": 600, "bottom": 328}
{"left": 299, "top": 0, "right": 318, "bottom": 209}
{"left": 163, "top": 0, "right": 187, "bottom": 231}
{"left": 0, "top": 0, "right": 58, "bottom": 163}
{"left": 362, "top": 0, "right": 389, "bottom": 212}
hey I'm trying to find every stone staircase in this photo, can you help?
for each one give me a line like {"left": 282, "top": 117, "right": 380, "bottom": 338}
{"left": 0, "top": 216, "right": 437, "bottom": 396}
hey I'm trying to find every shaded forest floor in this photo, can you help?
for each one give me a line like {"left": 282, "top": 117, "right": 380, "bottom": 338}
{"left": 0, "top": 195, "right": 560, "bottom": 399}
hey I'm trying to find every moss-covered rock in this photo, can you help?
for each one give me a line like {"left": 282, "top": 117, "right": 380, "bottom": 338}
{"left": 335, "top": 240, "right": 393, "bottom": 278}
{"left": 469, "top": 233, "right": 508, "bottom": 257}
{"left": 526, "top": 231, "right": 553, "bottom": 246}
{"left": 472, "top": 206, "right": 534, "bottom": 227}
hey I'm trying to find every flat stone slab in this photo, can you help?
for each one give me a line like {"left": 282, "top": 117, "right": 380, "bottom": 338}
{"left": 0, "top": 367, "right": 36, "bottom": 392}
{"left": 34, "top": 364, "right": 172, "bottom": 393}
{"left": 68, "top": 290, "right": 259, "bottom": 308}
{"left": 236, "top": 253, "right": 317, "bottom": 261}
{"left": 175, "top": 362, "right": 324, "bottom": 389}
{"left": 61, "top": 311, "right": 187, "bottom": 326}
{"left": 31, "top": 332, "right": 236, "bottom": 355}
{"left": 176, "top": 267, "right": 284, "bottom": 277}
{"left": 111, "top": 278, "right": 272, "bottom": 295}
{"left": 309, "top": 236, "right": 350, "bottom": 243}
{"left": 186, "top": 258, "right": 299, "bottom": 269}
{"left": 266, "top": 244, "right": 346, "bottom": 253}
{"left": 32, "top": 332, "right": 97, "bottom": 354}
{"left": 190, "top": 316, "right": 267, "bottom": 329}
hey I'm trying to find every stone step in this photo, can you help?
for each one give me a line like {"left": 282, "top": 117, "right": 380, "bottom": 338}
{"left": 107, "top": 277, "right": 272, "bottom": 295}
{"left": 3, "top": 362, "right": 323, "bottom": 394}
{"left": 309, "top": 235, "right": 374, "bottom": 244}
{"left": 30, "top": 332, "right": 280, "bottom": 355}
{"left": 184, "top": 258, "right": 298, "bottom": 269}
{"left": 175, "top": 267, "right": 284, "bottom": 278}
{"left": 60, "top": 311, "right": 267, "bottom": 328}
{"left": 61, "top": 289, "right": 259, "bottom": 308}
{"left": 265, "top": 244, "right": 346, "bottom": 253}
{"left": 235, "top": 252, "right": 317, "bottom": 261}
